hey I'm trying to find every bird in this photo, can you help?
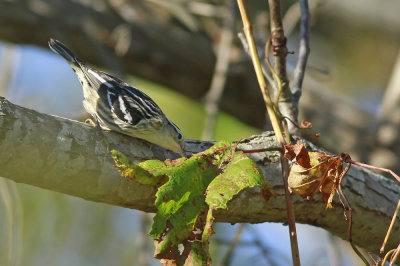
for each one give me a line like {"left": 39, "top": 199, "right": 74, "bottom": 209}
{"left": 48, "top": 39, "right": 185, "bottom": 156}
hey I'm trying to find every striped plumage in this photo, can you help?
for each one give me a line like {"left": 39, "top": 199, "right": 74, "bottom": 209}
{"left": 48, "top": 39, "right": 185, "bottom": 155}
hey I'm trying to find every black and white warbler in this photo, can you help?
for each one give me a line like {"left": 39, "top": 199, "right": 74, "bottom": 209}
{"left": 48, "top": 39, "right": 185, "bottom": 155}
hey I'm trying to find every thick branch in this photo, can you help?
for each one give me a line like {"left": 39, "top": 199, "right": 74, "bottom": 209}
{"left": 0, "top": 0, "right": 387, "bottom": 165}
{"left": 0, "top": 97, "right": 399, "bottom": 253}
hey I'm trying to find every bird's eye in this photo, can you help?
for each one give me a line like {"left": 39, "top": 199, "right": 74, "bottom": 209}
{"left": 177, "top": 132, "right": 183, "bottom": 140}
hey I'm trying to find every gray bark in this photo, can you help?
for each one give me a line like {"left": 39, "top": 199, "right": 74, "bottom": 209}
{"left": 0, "top": 0, "right": 386, "bottom": 165}
{"left": 1, "top": 97, "right": 399, "bottom": 253}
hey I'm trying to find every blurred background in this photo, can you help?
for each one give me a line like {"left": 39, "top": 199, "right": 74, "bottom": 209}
{"left": 1, "top": 0, "right": 399, "bottom": 265}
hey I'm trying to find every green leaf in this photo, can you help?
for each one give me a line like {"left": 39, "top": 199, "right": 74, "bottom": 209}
{"left": 206, "top": 149, "right": 266, "bottom": 209}
{"left": 150, "top": 143, "right": 223, "bottom": 245}
{"left": 112, "top": 141, "right": 273, "bottom": 265}
{"left": 185, "top": 242, "right": 210, "bottom": 265}
{"left": 111, "top": 150, "right": 169, "bottom": 185}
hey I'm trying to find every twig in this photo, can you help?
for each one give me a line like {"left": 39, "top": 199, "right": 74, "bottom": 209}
{"left": 236, "top": 147, "right": 283, "bottom": 154}
{"left": 266, "top": 0, "right": 301, "bottom": 264}
{"left": 339, "top": 152, "right": 400, "bottom": 263}
{"left": 202, "top": 0, "right": 236, "bottom": 140}
{"left": 347, "top": 160, "right": 400, "bottom": 184}
{"left": 267, "top": 0, "right": 297, "bottom": 136}
{"left": 279, "top": 156, "right": 300, "bottom": 265}
{"left": 380, "top": 198, "right": 400, "bottom": 254}
{"left": 335, "top": 164, "right": 370, "bottom": 265}
{"left": 336, "top": 168, "right": 359, "bottom": 256}
{"left": 221, "top": 224, "right": 246, "bottom": 266}
{"left": 237, "top": 0, "right": 300, "bottom": 263}
{"left": 264, "top": 39, "right": 282, "bottom": 104}
{"left": 291, "top": 0, "right": 311, "bottom": 129}
{"left": 382, "top": 248, "right": 396, "bottom": 266}
{"left": 237, "top": 33, "right": 278, "bottom": 92}
{"left": 389, "top": 244, "right": 400, "bottom": 266}
{"left": 236, "top": 0, "right": 284, "bottom": 144}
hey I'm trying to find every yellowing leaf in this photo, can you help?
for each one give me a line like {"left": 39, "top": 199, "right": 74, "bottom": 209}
{"left": 112, "top": 142, "right": 273, "bottom": 265}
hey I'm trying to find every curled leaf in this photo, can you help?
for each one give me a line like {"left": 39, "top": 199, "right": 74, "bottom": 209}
{"left": 285, "top": 143, "right": 344, "bottom": 208}
{"left": 284, "top": 143, "right": 311, "bottom": 168}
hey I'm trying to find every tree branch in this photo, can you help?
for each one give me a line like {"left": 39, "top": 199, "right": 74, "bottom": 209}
{"left": 267, "top": 0, "right": 298, "bottom": 136}
{"left": 0, "top": 0, "right": 387, "bottom": 165}
{"left": 0, "top": 97, "right": 399, "bottom": 253}
{"left": 291, "top": 0, "right": 310, "bottom": 126}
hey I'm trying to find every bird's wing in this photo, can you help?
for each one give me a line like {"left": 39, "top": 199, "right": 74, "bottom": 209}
{"left": 49, "top": 39, "right": 165, "bottom": 128}
{"left": 95, "top": 81, "right": 164, "bottom": 127}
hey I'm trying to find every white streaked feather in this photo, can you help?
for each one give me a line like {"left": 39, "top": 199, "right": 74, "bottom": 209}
{"left": 107, "top": 91, "right": 116, "bottom": 111}
{"left": 50, "top": 39, "right": 185, "bottom": 154}
{"left": 118, "top": 95, "right": 133, "bottom": 123}
{"left": 88, "top": 69, "right": 113, "bottom": 88}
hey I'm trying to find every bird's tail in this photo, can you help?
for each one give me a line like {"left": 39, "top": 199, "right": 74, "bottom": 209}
{"left": 48, "top": 39, "right": 81, "bottom": 66}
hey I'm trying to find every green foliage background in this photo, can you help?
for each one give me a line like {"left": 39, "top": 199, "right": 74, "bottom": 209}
{"left": 132, "top": 77, "right": 260, "bottom": 141}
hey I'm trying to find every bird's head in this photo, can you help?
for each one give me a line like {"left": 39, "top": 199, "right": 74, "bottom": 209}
{"left": 163, "top": 119, "right": 185, "bottom": 156}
